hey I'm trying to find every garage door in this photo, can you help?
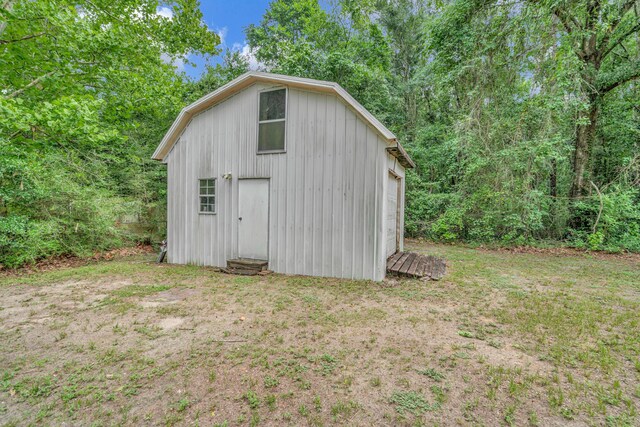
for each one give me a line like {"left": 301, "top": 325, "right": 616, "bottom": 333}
{"left": 386, "top": 172, "right": 399, "bottom": 257}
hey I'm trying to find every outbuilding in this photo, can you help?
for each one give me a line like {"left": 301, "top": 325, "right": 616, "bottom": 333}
{"left": 153, "top": 72, "right": 414, "bottom": 281}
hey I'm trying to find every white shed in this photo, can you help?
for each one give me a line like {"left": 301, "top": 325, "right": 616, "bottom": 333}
{"left": 152, "top": 72, "right": 415, "bottom": 281}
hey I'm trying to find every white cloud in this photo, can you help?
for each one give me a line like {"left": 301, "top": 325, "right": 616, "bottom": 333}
{"left": 130, "top": 6, "right": 173, "bottom": 22}
{"left": 215, "top": 26, "right": 228, "bottom": 45}
{"left": 232, "top": 42, "right": 262, "bottom": 71}
{"left": 156, "top": 6, "right": 173, "bottom": 20}
{"left": 161, "top": 52, "right": 186, "bottom": 71}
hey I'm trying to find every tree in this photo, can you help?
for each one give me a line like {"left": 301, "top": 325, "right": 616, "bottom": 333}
{"left": 0, "top": 0, "right": 219, "bottom": 267}
{"left": 417, "top": 0, "right": 639, "bottom": 248}
{"left": 376, "top": 0, "right": 429, "bottom": 142}
{"left": 1, "top": 0, "right": 638, "bottom": 266}
{"left": 528, "top": 0, "right": 640, "bottom": 198}
{"left": 248, "top": 0, "right": 395, "bottom": 111}
{"left": 187, "top": 49, "right": 250, "bottom": 101}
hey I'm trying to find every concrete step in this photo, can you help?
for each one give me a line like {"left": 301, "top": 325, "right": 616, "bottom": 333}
{"left": 222, "top": 267, "right": 259, "bottom": 276}
{"left": 226, "top": 258, "right": 268, "bottom": 271}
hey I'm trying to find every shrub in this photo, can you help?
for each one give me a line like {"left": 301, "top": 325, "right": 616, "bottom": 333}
{"left": 570, "top": 187, "right": 640, "bottom": 252}
{"left": 0, "top": 152, "right": 136, "bottom": 268}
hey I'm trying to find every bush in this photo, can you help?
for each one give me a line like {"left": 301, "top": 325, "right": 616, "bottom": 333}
{"left": 0, "top": 152, "right": 136, "bottom": 268}
{"left": 0, "top": 215, "right": 59, "bottom": 267}
{"left": 570, "top": 187, "right": 640, "bottom": 252}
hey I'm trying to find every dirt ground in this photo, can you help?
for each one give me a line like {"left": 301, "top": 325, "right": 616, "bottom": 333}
{"left": 1, "top": 240, "right": 639, "bottom": 426}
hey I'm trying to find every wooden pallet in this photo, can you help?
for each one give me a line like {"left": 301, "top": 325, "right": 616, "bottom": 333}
{"left": 386, "top": 252, "right": 446, "bottom": 280}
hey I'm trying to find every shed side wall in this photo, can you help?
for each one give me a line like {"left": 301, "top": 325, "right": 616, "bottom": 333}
{"left": 385, "top": 153, "right": 406, "bottom": 255}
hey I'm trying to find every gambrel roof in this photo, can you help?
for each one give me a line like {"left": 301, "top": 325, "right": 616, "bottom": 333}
{"left": 152, "top": 71, "right": 414, "bottom": 168}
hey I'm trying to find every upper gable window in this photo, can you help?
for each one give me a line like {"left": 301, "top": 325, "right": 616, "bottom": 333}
{"left": 258, "top": 88, "right": 286, "bottom": 153}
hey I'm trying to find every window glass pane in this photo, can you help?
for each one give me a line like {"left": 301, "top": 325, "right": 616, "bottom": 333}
{"left": 259, "top": 89, "right": 286, "bottom": 121}
{"left": 258, "top": 121, "right": 285, "bottom": 152}
{"left": 199, "top": 180, "right": 216, "bottom": 213}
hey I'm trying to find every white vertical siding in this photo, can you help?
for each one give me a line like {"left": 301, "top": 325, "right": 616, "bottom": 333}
{"left": 385, "top": 151, "right": 406, "bottom": 254}
{"left": 165, "top": 82, "right": 405, "bottom": 280}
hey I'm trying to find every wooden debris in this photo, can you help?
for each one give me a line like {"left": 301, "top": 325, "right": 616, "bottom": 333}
{"left": 391, "top": 252, "right": 411, "bottom": 271}
{"left": 386, "top": 252, "right": 403, "bottom": 270}
{"left": 398, "top": 253, "right": 417, "bottom": 275}
{"left": 386, "top": 251, "right": 446, "bottom": 280}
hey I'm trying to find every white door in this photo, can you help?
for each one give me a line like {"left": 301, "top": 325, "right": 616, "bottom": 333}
{"left": 238, "top": 179, "right": 269, "bottom": 260}
{"left": 386, "top": 173, "right": 399, "bottom": 257}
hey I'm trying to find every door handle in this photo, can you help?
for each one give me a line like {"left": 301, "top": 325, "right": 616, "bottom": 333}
{"left": 239, "top": 217, "right": 242, "bottom": 221}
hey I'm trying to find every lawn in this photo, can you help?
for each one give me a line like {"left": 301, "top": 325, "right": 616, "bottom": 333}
{"left": 1, "top": 240, "right": 639, "bottom": 426}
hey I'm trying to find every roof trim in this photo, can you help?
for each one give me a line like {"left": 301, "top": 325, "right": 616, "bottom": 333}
{"left": 152, "top": 71, "right": 414, "bottom": 168}
{"left": 386, "top": 142, "right": 416, "bottom": 169}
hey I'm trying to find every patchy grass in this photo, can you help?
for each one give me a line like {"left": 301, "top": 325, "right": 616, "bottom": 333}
{"left": 390, "top": 390, "right": 440, "bottom": 416}
{"left": 0, "top": 240, "right": 638, "bottom": 425}
{"left": 416, "top": 367, "right": 445, "bottom": 382}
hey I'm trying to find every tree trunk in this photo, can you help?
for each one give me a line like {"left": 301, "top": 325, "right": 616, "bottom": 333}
{"left": 549, "top": 158, "right": 557, "bottom": 198}
{"left": 570, "top": 97, "right": 599, "bottom": 198}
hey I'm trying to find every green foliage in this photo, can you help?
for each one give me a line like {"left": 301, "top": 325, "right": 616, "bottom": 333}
{"left": 187, "top": 50, "right": 250, "bottom": 101}
{"left": 397, "top": 0, "right": 638, "bottom": 251}
{"left": 0, "top": 0, "right": 219, "bottom": 267}
{"left": 0, "top": 152, "right": 130, "bottom": 267}
{"left": 244, "top": 0, "right": 630, "bottom": 252}
{"left": 246, "top": 0, "right": 397, "bottom": 121}
{"left": 571, "top": 188, "right": 640, "bottom": 252}
{"left": 2, "top": 0, "right": 639, "bottom": 267}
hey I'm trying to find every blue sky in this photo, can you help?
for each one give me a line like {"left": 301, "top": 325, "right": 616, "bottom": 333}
{"left": 182, "top": 0, "right": 272, "bottom": 79}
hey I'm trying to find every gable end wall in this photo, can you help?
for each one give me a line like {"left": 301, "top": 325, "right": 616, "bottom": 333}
{"left": 165, "top": 82, "right": 405, "bottom": 280}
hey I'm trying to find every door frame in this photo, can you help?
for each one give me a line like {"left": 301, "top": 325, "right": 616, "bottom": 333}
{"left": 237, "top": 177, "right": 270, "bottom": 260}
{"left": 388, "top": 169, "right": 402, "bottom": 255}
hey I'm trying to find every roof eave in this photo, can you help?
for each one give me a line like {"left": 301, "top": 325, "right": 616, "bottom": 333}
{"left": 386, "top": 140, "right": 416, "bottom": 169}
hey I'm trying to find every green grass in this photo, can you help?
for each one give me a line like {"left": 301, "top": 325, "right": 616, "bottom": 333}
{"left": 330, "top": 400, "right": 360, "bottom": 420}
{"left": 1, "top": 374, "right": 54, "bottom": 401}
{"left": 111, "top": 284, "right": 172, "bottom": 298}
{"left": 244, "top": 390, "right": 260, "bottom": 409}
{"left": 390, "top": 391, "right": 440, "bottom": 416}
{"left": 417, "top": 368, "right": 445, "bottom": 382}
{"left": 263, "top": 376, "right": 279, "bottom": 389}
{"left": 1, "top": 241, "right": 638, "bottom": 425}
